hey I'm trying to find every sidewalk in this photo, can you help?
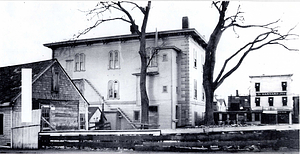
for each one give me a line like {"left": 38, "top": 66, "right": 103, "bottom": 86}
{"left": 161, "top": 124, "right": 300, "bottom": 134}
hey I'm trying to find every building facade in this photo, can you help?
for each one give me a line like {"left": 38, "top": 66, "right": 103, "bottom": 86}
{"left": 228, "top": 90, "right": 250, "bottom": 111}
{"left": 249, "top": 74, "right": 293, "bottom": 124}
{"left": 44, "top": 18, "right": 207, "bottom": 129}
{"left": 0, "top": 59, "right": 89, "bottom": 148}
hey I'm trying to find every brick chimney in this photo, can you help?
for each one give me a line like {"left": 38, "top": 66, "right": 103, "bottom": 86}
{"left": 182, "top": 16, "right": 189, "bottom": 29}
{"left": 130, "top": 24, "right": 138, "bottom": 34}
{"left": 236, "top": 90, "right": 239, "bottom": 96}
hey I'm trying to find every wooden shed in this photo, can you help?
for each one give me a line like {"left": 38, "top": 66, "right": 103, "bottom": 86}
{"left": 0, "top": 59, "right": 89, "bottom": 149}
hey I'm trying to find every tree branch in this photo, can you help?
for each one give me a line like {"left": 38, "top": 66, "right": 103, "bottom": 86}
{"left": 74, "top": 17, "right": 131, "bottom": 39}
{"left": 214, "top": 28, "right": 298, "bottom": 89}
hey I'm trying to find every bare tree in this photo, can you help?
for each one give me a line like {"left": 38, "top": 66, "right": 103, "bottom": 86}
{"left": 76, "top": 1, "right": 152, "bottom": 128}
{"left": 203, "top": 1, "right": 298, "bottom": 125}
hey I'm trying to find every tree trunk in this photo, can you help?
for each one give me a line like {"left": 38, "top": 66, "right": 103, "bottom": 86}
{"left": 203, "top": 74, "right": 215, "bottom": 125}
{"left": 139, "top": 33, "right": 149, "bottom": 129}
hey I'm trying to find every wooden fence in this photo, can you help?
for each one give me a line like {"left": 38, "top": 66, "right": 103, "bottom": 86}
{"left": 12, "top": 110, "right": 41, "bottom": 149}
{"left": 38, "top": 129, "right": 299, "bottom": 151}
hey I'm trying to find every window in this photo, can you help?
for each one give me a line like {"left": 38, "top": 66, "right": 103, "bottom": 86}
{"left": 108, "top": 80, "right": 119, "bottom": 99}
{"left": 194, "top": 79, "right": 197, "bottom": 99}
{"left": 80, "top": 114, "right": 85, "bottom": 130}
{"left": 255, "top": 97, "right": 260, "bottom": 106}
{"left": 255, "top": 83, "right": 260, "bottom": 92}
{"left": 134, "top": 111, "right": 140, "bottom": 121}
{"left": 41, "top": 106, "right": 50, "bottom": 130}
{"left": 149, "top": 106, "right": 158, "bottom": 125}
{"left": 282, "top": 97, "right": 287, "bottom": 106}
{"left": 75, "top": 53, "right": 85, "bottom": 71}
{"left": 0, "top": 114, "right": 3, "bottom": 135}
{"left": 193, "top": 49, "right": 197, "bottom": 68}
{"left": 162, "top": 54, "right": 168, "bottom": 62}
{"left": 65, "top": 60, "right": 73, "bottom": 73}
{"left": 163, "top": 86, "right": 167, "bottom": 93}
{"left": 146, "top": 47, "right": 157, "bottom": 67}
{"left": 268, "top": 97, "right": 274, "bottom": 106}
{"left": 282, "top": 82, "right": 287, "bottom": 91}
{"left": 52, "top": 68, "right": 59, "bottom": 92}
{"left": 108, "top": 50, "right": 120, "bottom": 69}
{"left": 255, "top": 113, "right": 260, "bottom": 121}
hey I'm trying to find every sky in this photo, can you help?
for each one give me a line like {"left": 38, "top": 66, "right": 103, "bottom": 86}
{"left": 0, "top": 1, "right": 299, "bottom": 99}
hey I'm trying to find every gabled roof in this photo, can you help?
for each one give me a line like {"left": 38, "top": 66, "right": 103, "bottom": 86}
{"left": 43, "top": 28, "right": 207, "bottom": 50}
{"left": 0, "top": 59, "right": 56, "bottom": 104}
{"left": 0, "top": 59, "right": 89, "bottom": 106}
{"left": 88, "top": 107, "right": 101, "bottom": 121}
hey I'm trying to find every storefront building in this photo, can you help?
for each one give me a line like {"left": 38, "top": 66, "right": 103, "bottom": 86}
{"left": 249, "top": 74, "right": 293, "bottom": 124}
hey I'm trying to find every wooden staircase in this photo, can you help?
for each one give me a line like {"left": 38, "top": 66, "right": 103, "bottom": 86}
{"left": 117, "top": 108, "right": 137, "bottom": 129}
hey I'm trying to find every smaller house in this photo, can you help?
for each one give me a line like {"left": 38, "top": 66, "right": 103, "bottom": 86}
{"left": 0, "top": 59, "right": 89, "bottom": 149}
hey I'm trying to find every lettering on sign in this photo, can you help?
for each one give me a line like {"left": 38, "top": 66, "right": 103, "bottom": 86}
{"left": 256, "top": 92, "right": 286, "bottom": 96}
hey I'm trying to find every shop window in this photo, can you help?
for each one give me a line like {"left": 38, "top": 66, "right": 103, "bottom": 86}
{"left": 282, "top": 97, "right": 287, "bottom": 106}
{"left": 0, "top": 114, "right": 3, "bottom": 135}
{"left": 282, "top": 82, "right": 287, "bottom": 91}
{"left": 80, "top": 114, "right": 85, "bottom": 130}
{"left": 247, "top": 113, "right": 252, "bottom": 121}
{"left": 255, "top": 113, "right": 260, "bottom": 121}
{"left": 268, "top": 97, "right": 274, "bottom": 106}
{"left": 134, "top": 111, "right": 140, "bottom": 121}
{"left": 108, "top": 80, "right": 120, "bottom": 99}
{"left": 255, "top": 97, "right": 260, "bottom": 106}
{"left": 255, "top": 83, "right": 260, "bottom": 92}
{"left": 108, "top": 50, "right": 120, "bottom": 69}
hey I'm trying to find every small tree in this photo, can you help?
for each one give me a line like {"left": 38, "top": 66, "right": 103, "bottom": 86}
{"left": 76, "top": 1, "right": 152, "bottom": 128}
{"left": 203, "top": 1, "right": 298, "bottom": 125}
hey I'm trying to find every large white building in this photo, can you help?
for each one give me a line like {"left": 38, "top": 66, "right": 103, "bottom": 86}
{"left": 44, "top": 17, "right": 207, "bottom": 129}
{"left": 249, "top": 74, "right": 294, "bottom": 124}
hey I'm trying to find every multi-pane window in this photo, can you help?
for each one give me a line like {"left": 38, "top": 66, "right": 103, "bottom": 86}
{"left": 75, "top": 53, "right": 85, "bottom": 71}
{"left": 255, "top": 83, "right": 260, "bottom": 92}
{"left": 255, "top": 97, "right": 260, "bottom": 106}
{"left": 147, "top": 47, "right": 157, "bottom": 67}
{"left": 108, "top": 80, "right": 119, "bottom": 99}
{"left": 282, "top": 82, "right": 287, "bottom": 91}
{"left": 108, "top": 50, "right": 120, "bottom": 69}
{"left": 282, "top": 97, "right": 288, "bottom": 106}
{"left": 0, "top": 114, "right": 3, "bottom": 135}
{"left": 268, "top": 97, "right": 274, "bottom": 106}
{"left": 80, "top": 113, "right": 85, "bottom": 130}
{"left": 194, "top": 79, "right": 197, "bottom": 99}
{"left": 41, "top": 106, "right": 50, "bottom": 130}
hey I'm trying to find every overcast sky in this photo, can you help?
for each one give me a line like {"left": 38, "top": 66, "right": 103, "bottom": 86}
{"left": 0, "top": 1, "right": 299, "bottom": 98}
